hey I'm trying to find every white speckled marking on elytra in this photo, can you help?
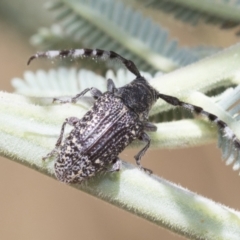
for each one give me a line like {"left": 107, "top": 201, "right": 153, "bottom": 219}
{"left": 92, "top": 50, "right": 97, "bottom": 56}
{"left": 95, "top": 159, "right": 100, "bottom": 164}
{"left": 73, "top": 49, "right": 85, "bottom": 58}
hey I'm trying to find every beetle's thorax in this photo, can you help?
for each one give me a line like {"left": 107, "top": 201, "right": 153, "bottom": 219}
{"left": 115, "top": 77, "right": 159, "bottom": 120}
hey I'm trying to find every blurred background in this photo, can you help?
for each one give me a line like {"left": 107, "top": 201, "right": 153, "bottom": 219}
{"left": 1, "top": 0, "right": 240, "bottom": 239}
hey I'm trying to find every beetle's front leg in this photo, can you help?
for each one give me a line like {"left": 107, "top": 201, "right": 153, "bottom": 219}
{"left": 53, "top": 87, "right": 103, "bottom": 104}
{"left": 43, "top": 117, "right": 79, "bottom": 160}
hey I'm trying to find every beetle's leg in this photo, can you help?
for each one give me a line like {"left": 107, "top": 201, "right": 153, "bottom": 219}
{"left": 90, "top": 88, "right": 103, "bottom": 99}
{"left": 132, "top": 122, "right": 156, "bottom": 169}
{"left": 55, "top": 117, "right": 79, "bottom": 147}
{"left": 107, "top": 78, "right": 117, "bottom": 93}
{"left": 43, "top": 117, "right": 79, "bottom": 160}
{"left": 108, "top": 158, "right": 122, "bottom": 172}
{"left": 53, "top": 87, "right": 102, "bottom": 103}
{"left": 53, "top": 88, "right": 91, "bottom": 104}
{"left": 42, "top": 149, "right": 59, "bottom": 161}
{"left": 144, "top": 122, "right": 157, "bottom": 132}
{"left": 134, "top": 132, "right": 152, "bottom": 174}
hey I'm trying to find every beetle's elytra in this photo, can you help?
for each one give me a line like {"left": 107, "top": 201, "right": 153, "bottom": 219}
{"left": 28, "top": 48, "right": 240, "bottom": 183}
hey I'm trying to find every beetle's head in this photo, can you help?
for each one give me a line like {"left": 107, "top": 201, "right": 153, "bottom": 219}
{"left": 116, "top": 77, "right": 159, "bottom": 120}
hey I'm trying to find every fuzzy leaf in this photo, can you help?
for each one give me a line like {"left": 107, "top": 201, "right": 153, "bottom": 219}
{"left": 0, "top": 91, "right": 240, "bottom": 240}
{"left": 135, "top": 0, "right": 240, "bottom": 32}
{"left": 215, "top": 85, "right": 240, "bottom": 172}
{"left": 31, "top": 0, "right": 211, "bottom": 73}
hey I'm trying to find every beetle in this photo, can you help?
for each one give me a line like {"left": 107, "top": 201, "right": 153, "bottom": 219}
{"left": 28, "top": 48, "right": 240, "bottom": 183}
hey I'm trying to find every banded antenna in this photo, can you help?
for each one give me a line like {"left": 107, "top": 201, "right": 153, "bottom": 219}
{"left": 27, "top": 48, "right": 141, "bottom": 78}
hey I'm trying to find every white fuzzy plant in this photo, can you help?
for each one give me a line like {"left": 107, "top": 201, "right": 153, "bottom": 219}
{"left": 0, "top": 43, "right": 238, "bottom": 240}
{"left": 2, "top": 0, "right": 240, "bottom": 239}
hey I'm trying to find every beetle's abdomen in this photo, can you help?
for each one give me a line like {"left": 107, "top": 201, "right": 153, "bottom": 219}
{"left": 55, "top": 92, "right": 144, "bottom": 183}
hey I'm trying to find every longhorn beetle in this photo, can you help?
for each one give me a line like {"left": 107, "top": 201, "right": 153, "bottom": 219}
{"left": 28, "top": 48, "right": 240, "bottom": 183}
